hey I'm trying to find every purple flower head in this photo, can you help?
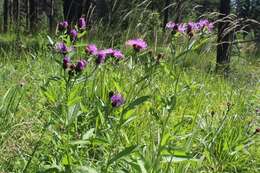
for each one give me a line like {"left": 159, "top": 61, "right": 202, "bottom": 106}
{"left": 70, "top": 29, "right": 78, "bottom": 41}
{"left": 126, "top": 39, "right": 147, "bottom": 52}
{"left": 63, "top": 56, "right": 70, "bottom": 69}
{"left": 177, "top": 23, "right": 187, "bottom": 33}
{"left": 76, "top": 59, "right": 87, "bottom": 72}
{"left": 112, "top": 50, "right": 124, "bottom": 59}
{"left": 78, "top": 17, "right": 87, "bottom": 30}
{"left": 206, "top": 22, "right": 214, "bottom": 32}
{"left": 197, "top": 19, "right": 209, "bottom": 29}
{"left": 55, "top": 42, "right": 69, "bottom": 54}
{"left": 109, "top": 92, "right": 124, "bottom": 107}
{"left": 103, "top": 48, "right": 114, "bottom": 56}
{"left": 58, "top": 21, "right": 69, "bottom": 31}
{"left": 96, "top": 50, "right": 107, "bottom": 64}
{"left": 85, "top": 44, "right": 98, "bottom": 55}
{"left": 166, "top": 21, "right": 177, "bottom": 30}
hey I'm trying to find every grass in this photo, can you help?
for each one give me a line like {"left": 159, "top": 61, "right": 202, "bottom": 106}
{"left": 0, "top": 28, "right": 260, "bottom": 173}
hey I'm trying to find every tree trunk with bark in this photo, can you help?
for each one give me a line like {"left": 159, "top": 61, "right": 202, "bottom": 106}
{"left": 163, "top": 0, "right": 170, "bottom": 30}
{"left": 3, "top": 0, "right": 9, "bottom": 32}
{"left": 29, "top": 0, "right": 37, "bottom": 32}
{"left": 216, "top": 0, "right": 231, "bottom": 72}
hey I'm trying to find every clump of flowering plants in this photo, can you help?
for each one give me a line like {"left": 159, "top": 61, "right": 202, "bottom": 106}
{"left": 41, "top": 18, "right": 153, "bottom": 172}
{"left": 165, "top": 19, "right": 215, "bottom": 66}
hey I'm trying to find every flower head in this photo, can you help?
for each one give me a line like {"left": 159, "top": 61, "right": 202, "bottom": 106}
{"left": 112, "top": 50, "right": 124, "bottom": 59}
{"left": 63, "top": 56, "right": 71, "bottom": 69}
{"left": 85, "top": 44, "right": 98, "bottom": 55}
{"left": 126, "top": 39, "right": 147, "bottom": 52}
{"left": 70, "top": 29, "right": 78, "bottom": 41}
{"left": 76, "top": 59, "right": 87, "bottom": 72}
{"left": 103, "top": 48, "right": 114, "bottom": 56}
{"left": 206, "top": 22, "right": 214, "bottom": 32}
{"left": 166, "top": 21, "right": 177, "bottom": 30}
{"left": 58, "top": 21, "right": 69, "bottom": 31}
{"left": 197, "top": 19, "right": 214, "bottom": 32}
{"left": 177, "top": 23, "right": 187, "bottom": 33}
{"left": 55, "top": 42, "right": 69, "bottom": 54}
{"left": 96, "top": 50, "right": 107, "bottom": 64}
{"left": 109, "top": 92, "right": 124, "bottom": 107}
{"left": 78, "top": 17, "right": 87, "bottom": 30}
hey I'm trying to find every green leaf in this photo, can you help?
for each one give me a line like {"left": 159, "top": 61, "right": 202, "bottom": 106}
{"left": 83, "top": 128, "right": 95, "bottom": 140}
{"left": 74, "top": 166, "right": 98, "bottom": 173}
{"left": 107, "top": 145, "right": 138, "bottom": 166}
{"left": 122, "top": 96, "right": 150, "bottom": 115}
{"left": 162, "top": 155, "right": 198, "bottom": 163}
{"left": 47, "top": 35, "right": 54, "bottom": 45}
{"left": 137, "top": 159, "right": 147, "bottom": 173}
{"left": 70, "top": 140, "right": 89, "bottom": 145}
{"left": 68, "top": 96, "right": 82, "bottom": 107}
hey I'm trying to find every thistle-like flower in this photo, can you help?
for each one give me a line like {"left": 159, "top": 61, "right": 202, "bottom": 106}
{"left": 96, "top": 51, "right": 106, "bottom": 64}
{"left": 78, "top": 17, "right": 87, "bottom": 30}
{"left": 58, "top": 21, "right": 69, "bottom": 31}
{"left": 85, "top": 44, "right": 98, "bottom": 55}
{"left": 55, "top": 42, "right": 69, "bottom": 54}
{"left": 109, "top": 92, "right": 124, "bottom": 107}
{"left": 126, "top": 39, "right": 147, "bottom": 52}
{"left": 70, "top": 29, "right": 78, "bottom": 41}
{"left": 63, "top": 56, "right": 71, "bottom": 69}
{"left": 112, "top": 50, "right": 124, "bottom": 59}
{"left": 75, "top": 59, "right": 87, "bottom": 72}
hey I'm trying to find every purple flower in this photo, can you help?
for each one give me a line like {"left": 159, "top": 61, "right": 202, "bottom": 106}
{"left": 177, "top": 23, "right": 187, "bottom": 33}
{"left": 78, "top": 17, "right": 87, "bottom": 30}
{"left": 166, "top": 21, "right": 177, "bottom": 30}
{"left": 109, "top": 92, "right": 124, "bottom": 107}
{"left": 96, "top": 51, "right": 107, "bottom": 64}
{"left": 198, "top": 19, "right": 209, "bottom": 28}
{"left": 63, "top": 56, "right": 70, "bottom": 69}
{"left": 55, "top": 42, "right": 69, "bottom": 54}
{"left": 126, "top": 39, "right": 147, "bottom": 52}
{"left": 197, "top": 19, "right": 214, "bottom": 32}
{"left": 207, "top": 22, "right": 214, "bottom": 32}
{"left": 85, "top": 44, "right": 98, "bottom": 55}
{"left": 70, "top": 29, "right": 78, "bottom": 41}
{"left": 186, "top": 22, "right": 197, "bottom": 37}
{"left": 102, "top": 48, "right": 114, "bottom": 56}
{"left": 112, "top": 50, "right": 124, "bottom": 59}
{"left": 58, "top": 21, "right": 69, "bottom": 31}
{"left": 76, "top": 59, "right": 87, "bottom": 72}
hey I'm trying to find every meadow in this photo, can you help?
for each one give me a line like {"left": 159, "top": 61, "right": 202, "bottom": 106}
{"left": 0, "top": 18, "right": 260, "bottom": 173}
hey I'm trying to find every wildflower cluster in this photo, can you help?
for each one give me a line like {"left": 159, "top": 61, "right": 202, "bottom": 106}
{"left": 55, "top": 18, "right": 147, "bottom": 75}
{"left": 166, "top": 19, "right": 214, "bottom": 37}
{"left": 57, "top": 17, "right": 87, "bottom": 41}
{"left": 52, "top": 18, "right": 149, "bottom": 108}
{"left": 85, "top": 44, "right": 124, "bottom": 64}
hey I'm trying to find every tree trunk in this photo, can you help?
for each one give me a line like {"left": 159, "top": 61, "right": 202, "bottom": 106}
{"left": 26, "top": 0, "right": 30, "bottom": 31}
{"left": 47, "top": 0, "right": 54, "bottom": 33}
{"left": 3, "top": 0, "right": 9, "bottom": 32}
{"left": 13, "top": 0, "right": 19, "bottom": 24}
{"left": 29, "top": 0, "right": 37, "bottom": 32}
{"left": 163, "top": 0, "right": 170, "bottom": 30}
{"left": 216, "top": 0, "right": 231, "bottom": 71}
